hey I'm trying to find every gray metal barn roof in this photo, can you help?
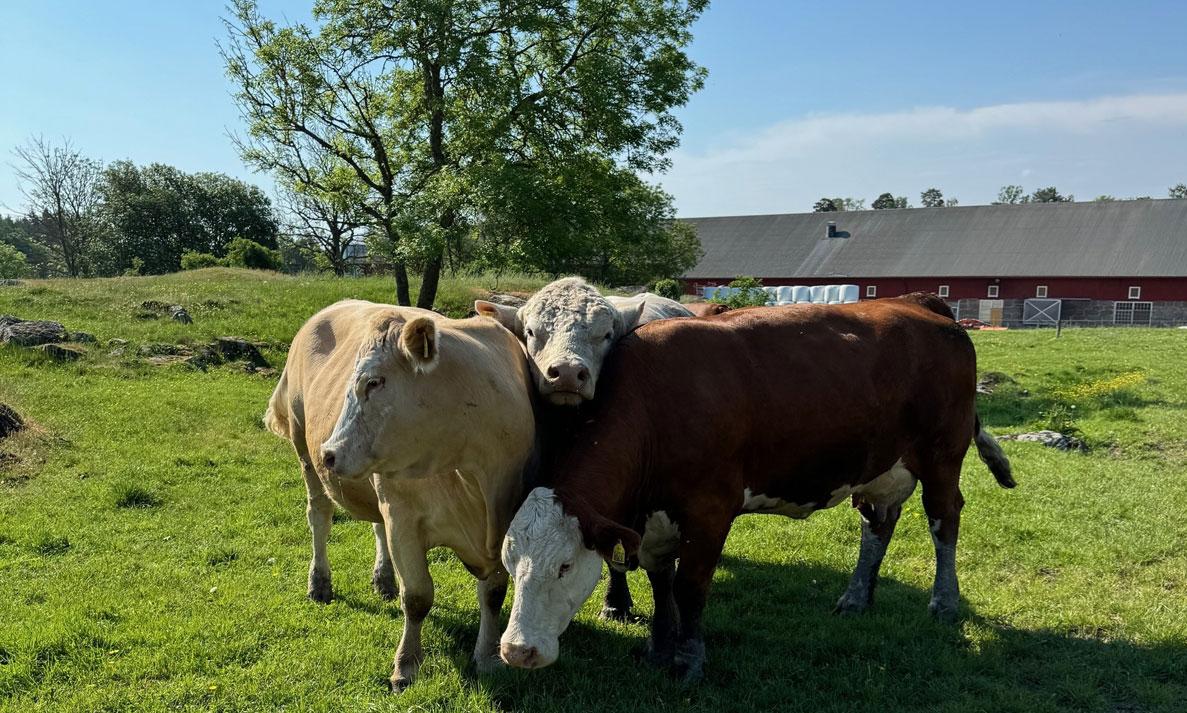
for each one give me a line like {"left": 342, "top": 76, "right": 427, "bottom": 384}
{"left": 682, "top": 199, "right": 1187, "bottom": 279}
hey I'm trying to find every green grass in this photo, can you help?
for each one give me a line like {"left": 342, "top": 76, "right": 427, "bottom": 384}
{"left": 1, "top": 270, "right": 1185, "bottom": 712}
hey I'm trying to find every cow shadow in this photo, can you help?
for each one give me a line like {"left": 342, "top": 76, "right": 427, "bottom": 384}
{"left": 440, "top": 556, "right": 1187, "bottom": 713}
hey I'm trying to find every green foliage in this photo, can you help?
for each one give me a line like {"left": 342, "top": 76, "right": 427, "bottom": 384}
{"left": 812, "top": 198, "right": 839, "bottom": 212}
{"left": 920, "top": 188, "right": 945, "bottom": 208}
{"left": 1169, "top": 183, "right": 1187, "bottom": 199}
{"left": 99, "top": 160, "right": 278, "bottom": 275}
{"left": 112, "top": 484, "right": 162, "bottom": 509}
{"left": 1040, "top": 402, "right": 1082, "bottom": 438}
{"left": 122, "top": 257, "right": 145, "bottom": 277}
{"left": 872, "top": 192, "right": 909, "bottom": 209}
{"left": 651, "top": 278, "right": 684, "bottom": 301}
{"left": 223, "top": 238, "right": 281, "bottom": 271}
{"left": 711, "top": 276, "right": 768, "bottom": 308}
{"left": 0, "top": 242, "right": 28, "bottom": 279}
{"left": 995, "top": 184, "right": 1030, "bottom": 204}
{"left": 1031, "top": 186, "right": 1073, "bottom": 203}
{"left": 180, "top": 251, "right": 222, "bottom": 271}
{"left": 224, "top": 0, "right": 708, "bottom": 306}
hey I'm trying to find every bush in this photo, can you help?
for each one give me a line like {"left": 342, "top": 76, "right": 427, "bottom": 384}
{"left": 652, "top": 278, "right": 683, "bottom": 301}
{"left": 711, "top": 276, "right": 768, "bottom": 309}
{"left": 224, "top": 238, "right": 282, "bottom": 271}
{"left": 0, "top": 243, "right": 28, "bottom": 279}
{"left": 180, "top": 251, "right": 222, "bottom": 270}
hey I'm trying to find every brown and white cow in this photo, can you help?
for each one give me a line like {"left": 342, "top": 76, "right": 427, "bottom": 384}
{"left": 476, "top": 277, "right": 694, "bottom": 621}
{"left": 498, "top": 294, "right": 1014, "bottom": 681}
{"left": 265, "top": 300, "right": 535, "bottom": 691}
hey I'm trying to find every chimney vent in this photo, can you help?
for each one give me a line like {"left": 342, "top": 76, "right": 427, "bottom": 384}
{"left": 826, "top": 221, "right": 838, "bottom": 238}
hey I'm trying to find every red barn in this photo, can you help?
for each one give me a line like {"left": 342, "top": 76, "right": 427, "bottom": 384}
{"left": 682, "top": 199, "right": 1187, "bottom": 327}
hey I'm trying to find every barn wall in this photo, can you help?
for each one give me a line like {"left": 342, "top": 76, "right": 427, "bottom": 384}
{"left": 684, "top": 276, "right": 1187, "bottom": 302}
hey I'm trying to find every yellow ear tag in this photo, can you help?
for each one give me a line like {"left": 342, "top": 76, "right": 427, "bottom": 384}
{"left": 611, "top": 542, "right": 626, "bottom": 566}
{"left": 422, "top": 336, "right": 430, "bottom": 359}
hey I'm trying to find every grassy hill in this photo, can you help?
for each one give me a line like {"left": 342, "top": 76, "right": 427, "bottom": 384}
{"left": 1, "top": 270, "right": 1184, "bottom": 712}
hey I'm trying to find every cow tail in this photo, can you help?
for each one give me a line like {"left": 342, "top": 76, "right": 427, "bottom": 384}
{"left": 973, "top": 413, "right": 1015, "bottom": 488}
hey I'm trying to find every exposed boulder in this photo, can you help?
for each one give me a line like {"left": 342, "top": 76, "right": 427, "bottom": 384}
{"left": 71, "top": 332, "right": 97, "bottom": 343}
{"left": 213, "top": 337, "right": 268, "bottom": 368}
{"left": 136, "top": 301, "right": 193, "bottom": 324}
{"left": 486, "top": 292, "right": 528, "bottom": 308}
{"left": 976, "top": 371, "right": 1016, "bottom": 395}
{"left": 0, "top": 404, "right": 22, "bottom": 440}
{"left": 36, "top": 343, "right": 85, "bottom": 362}
{"left": 0, "top": 279, "right": 21, "bottom": 287}
{"left": 0, "top": 318, "right": 69, "bottom": 347}
{"left": 998, "top": 430, "right": 1087, "bottom": 452}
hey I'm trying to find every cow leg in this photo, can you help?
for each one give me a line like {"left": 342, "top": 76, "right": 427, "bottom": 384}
{"left": 834, "top": 499, "right": 906, "bottom": 615}
{"left": 921, "top": 472, "right": 965, "bottom": 621}
{"left": 382, "top": 517, "right": 434, "bottom": 693}
{"left": 472, "top": 569, "right": 509, "bottom": 673}
{"left": 601, "top": 568, "right": 633, "bottom": 621}
{"left": 670, "top": 520, "right": 730, "bottom": 684}
{"left": 641, "top": 566, "right": 679, "bottom": 667}
{"left": 301, "top": 461, "right": 334, "bottom": 603}
{"left": 372, "top": 522, "right": 398, "bottom": 601}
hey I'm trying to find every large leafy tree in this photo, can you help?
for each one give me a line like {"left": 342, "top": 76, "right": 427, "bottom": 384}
{"left": 1031, "top": 186, "right": 1072, "bottom": 203}
{"left": 1169, "top": 183, "right": 1187, "bottom": 199}
{"left": 224, "top": 0, "right": 707, "bottom": 307}
{"left": 920, "top": 187, "right": 944, "bottom": 208}
{"left": 0, "top": 216, "right": 54, "bottom": 277}
{"left": 872, "top": 192, "right": 908, "bottom": 210}
{"left": 812, "top": 198, "right": 838, "bottom": 212}
{"left": 99, "top": 161, "right": 278, "bottom": 274}
{"left": 995, "top": 184, "right": 1029, "bottom": 205}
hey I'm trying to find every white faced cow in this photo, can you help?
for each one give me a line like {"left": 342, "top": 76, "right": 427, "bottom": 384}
{"left": 265, "top": 300, "right": 535, "bottom": 691}
{"left": 475, "top": 277, "right": 692, "bottom": 621}
{"left": 475, "top": 277, "right": 691, "bottom": 406}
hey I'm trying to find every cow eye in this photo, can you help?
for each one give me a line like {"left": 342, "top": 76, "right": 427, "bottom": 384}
{"left": 558, "top": 563, "right": 572, "bottom": 579}
{"left": 526, "top": 328, "right": 534, "bottom": 338}
{"left": 364, "top": 377, "right": 384, "bottom": 398}
{"left": 603, "top": 332, "right": 613, "bottom": 341}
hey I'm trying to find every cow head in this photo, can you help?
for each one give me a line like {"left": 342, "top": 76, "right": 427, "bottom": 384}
{"left": 474, "top": 277, "right": 645, "bottom": 406}
{"left": 319, "top": 312, "right": 439, "bottom": 479}
{"left": 500, "top": 488, "right": 640, "bottom": 669}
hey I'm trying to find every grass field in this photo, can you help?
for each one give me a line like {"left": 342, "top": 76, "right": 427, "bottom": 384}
{"left": 1, "top": 269, "right": 1185, "bottom": 712}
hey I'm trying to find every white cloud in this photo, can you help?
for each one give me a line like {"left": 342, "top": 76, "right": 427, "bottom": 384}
{"left": 660, "top": 92, "right": 1187, "bottom": 215}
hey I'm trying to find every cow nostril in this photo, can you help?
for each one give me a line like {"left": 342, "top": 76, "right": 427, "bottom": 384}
{"left": 546, "top": 365, "right": 559, "bottom": 379}
{"left": 323, "top": 451, "right": 336, "bottom": 470}
{"left": 576, "top": 367, "right": 589, "bottom": 383}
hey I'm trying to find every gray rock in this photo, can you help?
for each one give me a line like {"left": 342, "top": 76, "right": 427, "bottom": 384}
{"left": 487, "top": 293, "right": 527, "bottom": 307}
{"left": 0, "top": 404, "right": 22, "bottom": 440}
{"left": 36, "top": 343, "right": 85, "bottom": 362}
{"left": 214, "top": 337, "right": 268, "bottom": 368}
{"left": 171, "top": 307, "right": 192, "bottom": 324}
{"left": 998, "top": 430, "right": 1086, "bottom": 452}
{"left": 0, "top": 279, "right": 22, "bottom": 287}
{"left": 71, "top": 332, "right": 97, "bottom": 343}
{"left": 107, "top": 338, "right": 129, "bottom": 347}
{"left": 1, "top": 319, "right": 68, "bottom": 347}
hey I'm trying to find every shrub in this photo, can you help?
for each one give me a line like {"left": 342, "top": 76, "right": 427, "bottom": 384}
{"left": 652, "top": 278, "right": 683, "bottom": 301}
{"left": 0, "top": 243, "right": 28, "bottom": 279}
{"left": 123, "top": 257, "right": 145, "bottom": 277}
{"left": 1041, "top": 402, "right": 1082, "bottom": 438}
{"left": 223, "top": 238, "right": 282, "bottom": 271}
{"left": 711, "top": 276, "right": 768, "bottom": 309}
{"left": 180, "top": 251, "right": 222, "bottom": 270}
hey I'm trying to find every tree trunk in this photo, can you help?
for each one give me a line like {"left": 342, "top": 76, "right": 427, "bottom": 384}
{"left": 394, "top": 262, "right": 411, "bottom": 306}
{"left": 416, "top": 252, "right": 442, "bottom": 310}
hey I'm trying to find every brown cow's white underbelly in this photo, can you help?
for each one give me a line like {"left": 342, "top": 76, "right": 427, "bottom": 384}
{"left": 741, "top": 458, "right": 917, "bottom": 519}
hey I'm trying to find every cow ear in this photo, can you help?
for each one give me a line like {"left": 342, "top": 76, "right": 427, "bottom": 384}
{"left": 474, "top": 300, "right": 522, "bottom": 336}
{"left": 614, "top": 297, "right": 647, "bottom": 336}
{"left": 585, "top": 514, "right": 641, "bottom": 570}
{"left": 399, "top": 316, "right": 439, "bottom": 373}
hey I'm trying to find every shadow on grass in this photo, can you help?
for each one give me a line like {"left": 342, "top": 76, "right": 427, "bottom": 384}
{"left": 417, "top": 555, "right": 1186, "bottom": 713}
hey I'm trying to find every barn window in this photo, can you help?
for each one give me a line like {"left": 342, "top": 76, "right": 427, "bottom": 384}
{"left": 938, "top": 285, "right": 950, "bottom": 298}
{"left": 1114, "top": 301, "right": 1152, "bottom": 326}
{"left": 1036, "top": 285, "right": 1048, "bottom": 298}
{"left": 987, "top": 285, "right": 999, "bottom": 298}
{"left": 1128, "top": 285, "right": 1141, "bottom": 300}
{"left": 866, "top": 285, "right": 877, "bottom": 298}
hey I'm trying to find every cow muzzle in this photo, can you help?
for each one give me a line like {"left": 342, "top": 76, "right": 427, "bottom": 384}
{"left": 318, "top": 441, "right": 372, "bottom": 480}
{"left": 499, "top": 641, "right": 556, "bottom": 669}
{"left": 542, "top": 360, "right": 592, "bottom": 405}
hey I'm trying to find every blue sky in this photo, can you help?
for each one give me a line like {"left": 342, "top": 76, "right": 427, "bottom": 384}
{"left": 3, "top": 1, "right": 1187, "bottom": 217}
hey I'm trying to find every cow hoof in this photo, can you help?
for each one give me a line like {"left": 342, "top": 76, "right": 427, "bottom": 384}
{"left": 307, "top": 571, "right": 333, "bottom": 604}
{"left": 600, "top": 605, "right": 631, "bottom": 622}
{"left": 373, "top": 572, "right": 398, "bottom": 601}
{"left": 833, "top": 592, "right": 870, "bottom": 616}
{"left": 928, "top": 599, "right": 959, "bottom": 623}
{"left": 672, "top": 639, "right": 705, "bottom": 685}
{"left": 473, "top": 653, "right": 504, "bottom": 674}
{"left": 632, "top": 639, "right": 675, "bottom": 668}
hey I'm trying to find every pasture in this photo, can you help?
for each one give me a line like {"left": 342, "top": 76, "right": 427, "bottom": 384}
{"left": 1, "top": 269, "right": 1185, "bottom": 712}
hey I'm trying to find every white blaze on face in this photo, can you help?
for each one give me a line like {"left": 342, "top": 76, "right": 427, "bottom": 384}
{"left": 319, "top": 347, "right": 391, "bottom": 479}
{"left": 500, "top": 488, "right": 603, "bottom": 668}
{"left": 475, "top": 278, "right": 645, "bottom": 405}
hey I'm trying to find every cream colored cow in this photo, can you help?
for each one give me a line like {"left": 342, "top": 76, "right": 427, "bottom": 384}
{"left": 265, "top": 299, "right": 535, "bottom": 691}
